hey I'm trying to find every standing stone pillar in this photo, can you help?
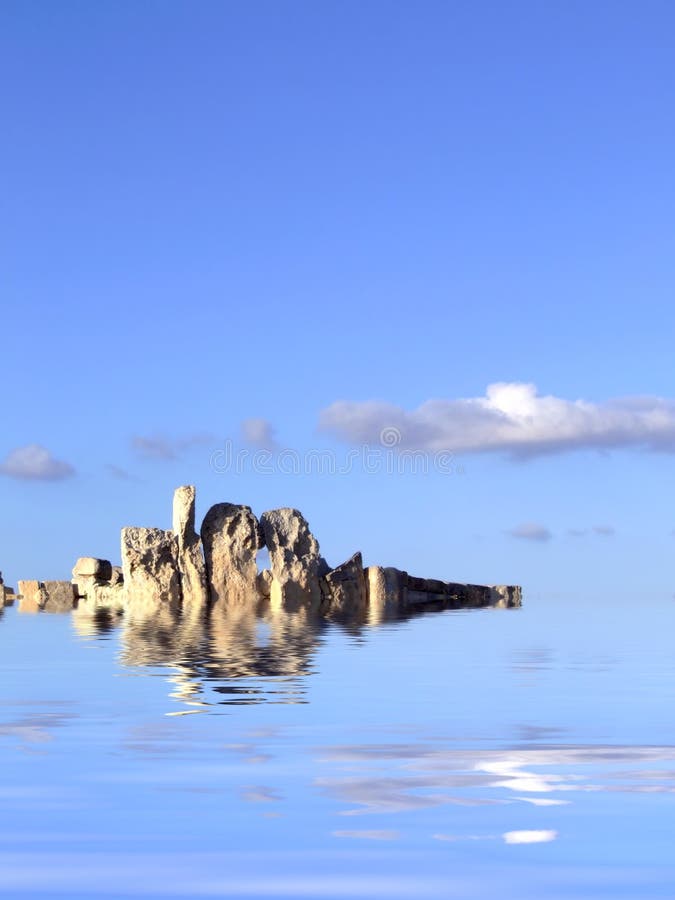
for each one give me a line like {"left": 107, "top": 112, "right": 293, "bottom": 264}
{"left": 172, "top": 486, "right": 208, "bottom": 610}
{"left": 259, "top": 508, "right": 324, "bottom": 613}
{"left": 200, "top": 503, "right": 263, "bottom": 607}
{"left": 121, "top": 527, "right": 182, "bottom": 612}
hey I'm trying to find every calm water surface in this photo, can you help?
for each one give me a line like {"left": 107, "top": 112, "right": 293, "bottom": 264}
{"left": 1, "top": 595, "right": 674, "bottom": 898}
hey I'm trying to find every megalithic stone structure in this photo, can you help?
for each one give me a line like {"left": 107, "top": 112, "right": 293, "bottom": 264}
{"left": 200, "top": 503, "right": 263, "bottom": 607}
{"left": 11, "top": 485, "right": 523, "bottom": 621}
{"left": 121, "top": 527, "right": 182, "bottom": 612}
{"left": 259, "top": 508, "right": 325, "bottom": 613}
{"left": 173, "top": 486, "right": 209, "bottom": 609}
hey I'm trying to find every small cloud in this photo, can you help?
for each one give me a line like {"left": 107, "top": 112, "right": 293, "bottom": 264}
{"left": 514, "top": 797, "right": 569, "bottom": 807}
{"left": 507, "top": 523, "right": 552, "bottom": 542}
{"left": 567, "top": 528, "right": 587, "bottom": 538}
{"left": 503, "top": 829, "right": 558, "bottom": 845}
{"left": 592, "top": 525, "right": 615, "bottom": 536}
{"left": 240, "top": 418, "right": 278, "bottom": 450}
{"left": 241, "top": 786, "right": 281, "bottom": 804}
{"left": 132, "top": 433, "right": 214, "bottom": 461}
{"left": 0, "top": 445, "right": 75, "bottom": 481}
{"left": 105, "top": 463, "right": 135, "bottom": 481}
{"left": 332, "top": 830, "right": 399, "bottom": 841}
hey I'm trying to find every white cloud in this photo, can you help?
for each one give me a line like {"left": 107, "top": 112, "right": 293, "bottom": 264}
{"left": 503, "top": 829, "right": 558, "bottom": 844}
{"left": 240, "top": 418, "right": 278, "bottom": 450}
{"left": 319, "top": 382, "right": 675, "bottom": 458}
{"left": 0, "top": 445, "right": 75, "bottom": 481}
{"left": 508, "top": 523, "right": 552, "bottom": 542}
{"left": 593, "top": 525, "right": 615, "bottom": 536}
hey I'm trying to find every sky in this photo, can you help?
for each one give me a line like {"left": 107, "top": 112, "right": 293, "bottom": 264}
{"left": 2, "top": 0, "right": 675, "bottom": 596}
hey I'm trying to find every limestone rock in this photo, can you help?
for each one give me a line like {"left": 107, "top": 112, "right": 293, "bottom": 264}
{"left": 172, "top": 486, "right": 208, "bottom": 608}
{"left": 121, "top": 527, "right": 182, "bottom": 611}
{"left": 18, "top": 580, "right": 41, "bottom": 603}
{"left": 257, "top": 568, "right": 273, "bottom": 599}
{"left": 110, "top": 566, "right": 124, "bottom": 586}
{"left": 259, "top": 508, "right": 323, "bottom": 612}
{"left": 321, "top": 552, "right": 368, "bottom": 620}
{"left": 365, "top": 566, "right": 408, "bottom": 623}
{"left": 488, "top": 584, "right": 522, "bottom": 608}
{"left": 39, "top": 581, "right": 77, "bottom": 612}
{"left": 201, "top": 503, "right": 263, "bottom": 606}
{"left": 72, "top": 558, "right": 115, "bottom": 600}
{"left": 72, "top": 558, "right": 112, "bottom": 581}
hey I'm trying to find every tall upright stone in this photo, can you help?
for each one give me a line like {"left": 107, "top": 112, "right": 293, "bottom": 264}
{"left": 200, "top": 503, "right": 262, "bottom": 607}
{"left": 260, "top": 508, "right": 324, "bottom": 612}
{"left": 121, "top": 527, "right": 182, "bottom": 612}
{"left": 172, "top": 486, "right": 208, "bottom": 609}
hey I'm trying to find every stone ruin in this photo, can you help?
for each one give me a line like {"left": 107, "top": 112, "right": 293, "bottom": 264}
{"left": 7, "top": 486, "right": 522, "bottom": 621}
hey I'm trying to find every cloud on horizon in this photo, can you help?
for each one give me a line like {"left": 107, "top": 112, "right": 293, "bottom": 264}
{"left": 0, "top": 444, "right": 75, "bottom": 481}
{"left": 318, "top": 382, "right": 675, "bottom": 458}
{"left": 131, "top": 433, "right": 214, "bottom": 461}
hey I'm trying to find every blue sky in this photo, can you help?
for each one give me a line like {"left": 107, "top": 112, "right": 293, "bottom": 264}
{"left": 2, "top": 0, "right": 675, "bottom": 595}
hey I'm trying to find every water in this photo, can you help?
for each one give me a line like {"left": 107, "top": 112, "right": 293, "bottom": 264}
{"left": 1, "top": 595, "right": 674, "bottom": 898}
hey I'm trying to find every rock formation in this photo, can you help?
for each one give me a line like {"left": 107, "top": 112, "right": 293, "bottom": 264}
{"left": 173, "top": 485, "right": 208, "bottom": 609}
{"left": 201, "top": 503, "right": 262, "bottom": 606}
{"left": 72, "top": 557, "right": 125, "bottom": 614}
{"left": 260, "top": 508, "right": 325, "bottom": 612}
{"left": 0, "top": 572, "right": 14, "bottom": 606}
{"left": 365, "top": 567, "right": 404, "bottom": 624}
{"left": 121, "top": 527, "right": 182, "bottom": 612}
{"left": 321, "top": 552, "right": 368, "bottom": 621}
{"left": 11, "top": 485, "right": 522, "bottom": 623}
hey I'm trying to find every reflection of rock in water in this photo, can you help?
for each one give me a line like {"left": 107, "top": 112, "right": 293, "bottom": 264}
{"left": 114, "top": 602, "right": 325, "bottom": 707}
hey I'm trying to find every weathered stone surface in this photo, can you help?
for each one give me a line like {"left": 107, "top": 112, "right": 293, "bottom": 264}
{"left": 72, "top": 557, "right": 112, "bottom": 581}
{"left": 201, "top": 503, "right": 263, "bottom": 606}
{"left": 488, "top": 584, "right": 522, "bottom": 608}
{"left": 260, "top": 508, "right": 323, "bottom": 612}
{"left": 17, "top": 581, "right": 39, "bottom": 612}
{"left": 17, "top": 580, "right": 41, "bottom": 603}
{"left": 39, "top": 581, "right": 77, "bottom": 612}
{"left": 110, "top": 566, "right": 124, "bottom": 586}
{"left": 257, "top": 568, "right": 273, "bottom": 599}
{"left": 406, "top": 575, "right": 448, "bottom": 594}
{"left": 365, "top": 566, "right": 407, "bottom": 623}
{"left": 121, "top": 527, "right": 182, "bottom": 611}
{"left": 321, "top": 552, "right": 368, "bottom": 620}
{"left": 72, "top": 558, "right": 116, "bottom": 600}
{"left": 172, "top": 486, "right": 208, "bottom": 608}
